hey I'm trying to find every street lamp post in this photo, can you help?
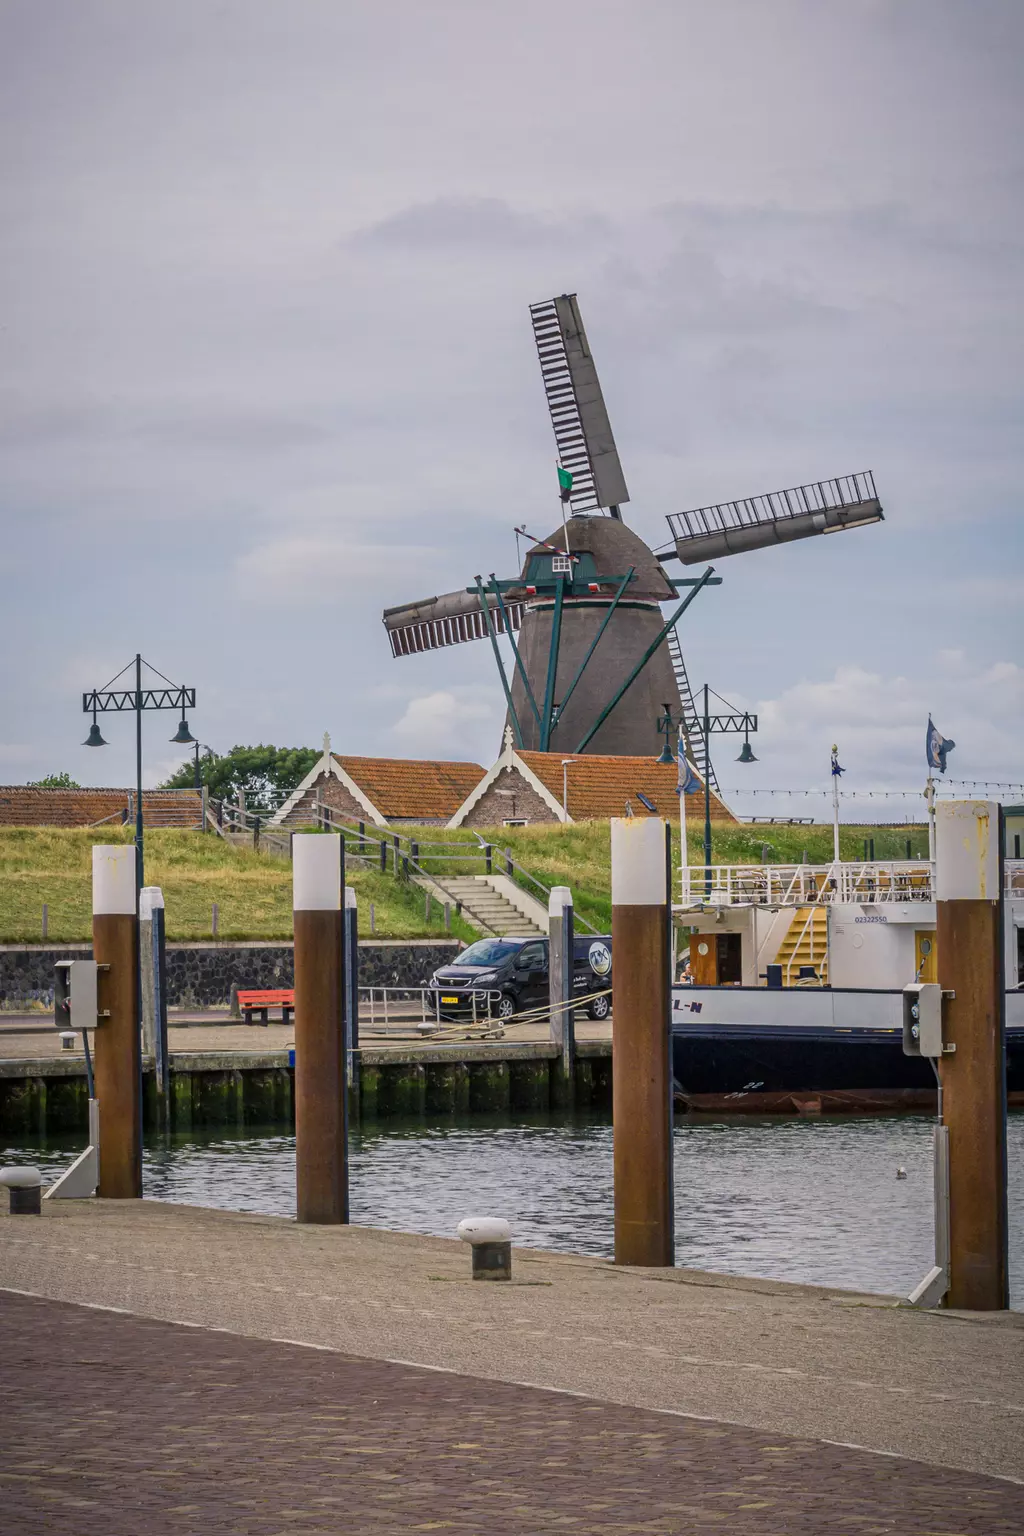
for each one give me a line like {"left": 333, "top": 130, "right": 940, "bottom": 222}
{"left": 657, "top": 690, "right": 758, "bottom": 898}
{"left": 561, "top": 758, "right": 573, "bottom": 817}
{"left": 83, "top": 653, "right": 197, "bottom": 892}
{"left": 190, "top": 741, "right": 217, "bottom": 790}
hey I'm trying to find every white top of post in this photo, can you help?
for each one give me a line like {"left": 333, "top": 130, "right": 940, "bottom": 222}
{"left": 293, "top": 833, "right": 342, "bottom": 911}
{"left": 92, "top": 845, "right": 137, "bottom": 915}
{"left": 935, "top": 800, "right": 1000, "bottom": 902}
{"left": 344, "top": 885, "right": 357, "bottom": 910}
{"left": 611, "top": 818, "right": 667, "bottom": 906}
{"left": 139, "top": 886, "right": 164, "bottom": 920}
{"left": 548, "top": 884, "right": 573, "bottom": 917}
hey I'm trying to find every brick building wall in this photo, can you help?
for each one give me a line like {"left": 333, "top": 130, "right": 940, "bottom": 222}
{"left": 282, "top": 772, "right": 372, "bottom": 827}
{"left": 459, "top": 767, "right": 560, "bottom": 828}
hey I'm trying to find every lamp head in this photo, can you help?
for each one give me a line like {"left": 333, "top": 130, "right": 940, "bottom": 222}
{"left": 656, "top": 741, "right": 675, "bottom": 765}
{"left": 170, "top": 717, "right": 197, "bottom": 745}
{"left": 83, "top": 720, "right": 107, "bottom": 748}
{"left": 737, "top": 739, "right": 757, "bottom": 764}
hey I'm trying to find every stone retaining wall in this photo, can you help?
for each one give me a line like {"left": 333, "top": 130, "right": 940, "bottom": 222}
{"left": 0, "top": 941, "right": 461, "bottom": 1010}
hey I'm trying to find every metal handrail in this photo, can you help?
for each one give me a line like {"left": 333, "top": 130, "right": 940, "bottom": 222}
{"left": 466, "top": 831, "right": 601, "bottom": 935}
{"left": 680, "top": 859, "right": 933, "bottom": 907}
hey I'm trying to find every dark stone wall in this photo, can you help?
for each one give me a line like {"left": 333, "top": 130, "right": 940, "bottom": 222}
{"left": 0, "top": 941, "right": 462, "bottom": 1010}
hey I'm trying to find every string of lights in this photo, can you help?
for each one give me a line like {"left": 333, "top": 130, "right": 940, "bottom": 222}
{"left": 724, "top": 781, "right": 1024, "bottom": 798}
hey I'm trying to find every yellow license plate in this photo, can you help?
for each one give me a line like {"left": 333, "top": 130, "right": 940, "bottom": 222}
{"left": 441, "top": 995, "right": 459, "bottom": 1004}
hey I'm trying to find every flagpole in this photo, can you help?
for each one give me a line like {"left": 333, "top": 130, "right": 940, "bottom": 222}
{"left": 926, "top": 773, "right": 936, "bottom": 865}
{"left": 831, "top": 743, "right": 841, "bottom": 864}
{"left": 678, "top": 728, "right": 689, "bottom": 905}
{"left": 557, "top": 461, "right": 571, "bottom": 556}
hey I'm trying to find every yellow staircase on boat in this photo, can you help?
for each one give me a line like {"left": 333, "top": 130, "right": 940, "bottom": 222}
{"left": 775, "top": 906, "right": 829, "bottom": 984}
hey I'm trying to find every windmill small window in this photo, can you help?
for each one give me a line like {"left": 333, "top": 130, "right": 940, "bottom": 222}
{"left": 551, "top": 554, "right": 572, "bottom": 575}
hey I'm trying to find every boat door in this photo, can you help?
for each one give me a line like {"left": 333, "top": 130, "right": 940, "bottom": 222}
{"left": 689, "top": 932, "right": 743, "bottom": 986}
{"left": 915, "top": 930, "right": 937, "bottom": 983}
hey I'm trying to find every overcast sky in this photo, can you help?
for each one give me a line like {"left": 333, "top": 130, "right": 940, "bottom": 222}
{"left": 1, "top": 0, "right": 1021, "bottom": 815}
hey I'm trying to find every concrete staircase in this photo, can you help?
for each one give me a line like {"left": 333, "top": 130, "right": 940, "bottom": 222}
{"left": 417, "top": 875, "right": 545, "bottom": 938}
{"left": 775, "top": 906, "right": 829, "bottom": 984}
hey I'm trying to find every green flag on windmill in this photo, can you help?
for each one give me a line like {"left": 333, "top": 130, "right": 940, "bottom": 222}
{"left": 557, "top": 465, "right": 573, "bottom": 502}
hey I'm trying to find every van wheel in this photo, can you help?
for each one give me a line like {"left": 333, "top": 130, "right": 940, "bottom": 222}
{"left": 495, "top": 994, "right": 517, "bottom": 1021}
{"left": 587, "top": 994, "right": 611, "bottom": 1021}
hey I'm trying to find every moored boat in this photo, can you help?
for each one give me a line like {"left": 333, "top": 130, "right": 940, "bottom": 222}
{"left": 670, "top": 848, "right": 1024, "bottom": 1113}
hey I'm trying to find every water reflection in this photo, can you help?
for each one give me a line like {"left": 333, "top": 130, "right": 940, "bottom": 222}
{"left": 5, "top": 1112, "right": 1021, "bottom": 1306}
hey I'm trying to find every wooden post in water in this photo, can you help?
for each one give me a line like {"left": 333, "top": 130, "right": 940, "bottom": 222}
{"left": 92, "top": 845, "right": 141, "bottom": 1198}
{"left": 936, "top": 801, "right": 1008, "bottom": 1309}
{"left": 293, "top": 833, "right": 348, "bottom": 1224}
{"left": 611, "top": 817, "right": 673, "bottom": 1266}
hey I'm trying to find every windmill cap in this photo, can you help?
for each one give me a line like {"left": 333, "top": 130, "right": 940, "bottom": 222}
{"left": 529, "top": 517, "right": 675, "bottom": 601}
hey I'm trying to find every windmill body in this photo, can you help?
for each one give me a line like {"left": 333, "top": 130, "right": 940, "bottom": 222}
{"left": 508, "top": 517, "right": 681, "bottom": 756}
{"left": 383, "top": 292, "right": 883, "bottom": 773}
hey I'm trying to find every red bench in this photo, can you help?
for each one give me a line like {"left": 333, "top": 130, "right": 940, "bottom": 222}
{"left": 237, "top": 988, "right": 294, "bottom": 1026}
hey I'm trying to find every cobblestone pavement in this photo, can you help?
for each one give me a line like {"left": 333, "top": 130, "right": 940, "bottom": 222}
{"left": 2, "top": 1290, "right": 1022, "bottom": 1536}
{"left": 2, "top": 1201, "right": 1022, "bottom": 1485}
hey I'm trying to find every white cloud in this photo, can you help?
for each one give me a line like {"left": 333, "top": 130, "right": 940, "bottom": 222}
{"left": 719, "top": 655, "right": 1024, "bottom": 816}
{"left": 233, "top": 538, "right": 440, "bottom": 602}
{"left": 390, "top": 689, "right": 501, "bottom": 765}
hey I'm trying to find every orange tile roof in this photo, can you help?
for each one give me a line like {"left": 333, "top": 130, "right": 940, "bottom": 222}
{"left": 0, "top": 787, "right": 203, "bottom": 828}
{"left": 333, "top": 756, "right": 486, "bottom": 820}
{"left": 517, "top": 752, "right": 735, "bottom": 823}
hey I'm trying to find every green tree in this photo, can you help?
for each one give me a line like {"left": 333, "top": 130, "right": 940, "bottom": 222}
{"left": 28, "top": 772, "right": 81, "bottom": 788}
{"left": 160, "top": 743, "right": 319, "bottom": 813}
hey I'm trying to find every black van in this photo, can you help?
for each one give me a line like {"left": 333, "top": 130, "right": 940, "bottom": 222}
{"left": 428, "top": 934, "right": 612, "bottom": 1023}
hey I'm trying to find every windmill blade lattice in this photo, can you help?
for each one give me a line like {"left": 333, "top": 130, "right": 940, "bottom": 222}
{"left": 530, "top": 294, "right": 630, "bottom": 517}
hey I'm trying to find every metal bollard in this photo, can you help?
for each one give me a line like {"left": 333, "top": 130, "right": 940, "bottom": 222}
{"left": 457, "top": 1216, "right": 512, "bottom": 1280}
{"left": 1, "top": 1167, "right": 42, "bottom": 1215}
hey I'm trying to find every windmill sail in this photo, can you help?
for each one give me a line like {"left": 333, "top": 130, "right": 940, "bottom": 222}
{"left": 383, "top": 588, "right": 525, "bottom": 658}
{"left": 530, "top": 294, "right": 630, "bottom": 516}
{"left": 666, "top": 471, "right": 882, "bottom": 564}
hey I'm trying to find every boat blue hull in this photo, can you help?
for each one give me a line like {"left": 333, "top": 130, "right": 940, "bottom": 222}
{"left": 670, "top": 995, "right": 1024, "bottom": 1113}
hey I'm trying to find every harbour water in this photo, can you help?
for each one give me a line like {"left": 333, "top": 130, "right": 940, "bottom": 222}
{"left": 5, "top": 1112, "right": 1021, "bottom": 1306}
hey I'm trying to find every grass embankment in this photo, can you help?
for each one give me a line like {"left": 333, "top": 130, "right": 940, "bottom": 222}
{"left": 0, "top": 820, "right": 927, "bottom": 946}
{"left": 0, "top": 828, "right": 477, "bottom": 945}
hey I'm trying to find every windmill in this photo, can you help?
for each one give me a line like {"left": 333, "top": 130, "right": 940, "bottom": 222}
{"left": 382, "top": 294, "right": 883, "bottom": 768}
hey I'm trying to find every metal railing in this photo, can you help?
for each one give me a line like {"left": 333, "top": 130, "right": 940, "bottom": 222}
{"left": 360, "top": 986, "right": 504, "bottom": 1036}
{"left": 465, "top": 831, "right": 601, "bottom": 935}
{"left": 680, "top": 859, "right": 934, "bottom": 908}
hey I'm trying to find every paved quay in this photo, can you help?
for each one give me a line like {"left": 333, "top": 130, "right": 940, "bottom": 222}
{"left": 3, "top": 1289, "right": 1022, "bottom": 1536}
{"left": 2, "top": 1200, "right": 1022, "bottom": 1532}
{"left": 0, "top": 1012, "right": 613, "bottom": 1057}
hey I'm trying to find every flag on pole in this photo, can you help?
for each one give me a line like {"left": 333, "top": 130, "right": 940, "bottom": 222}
{"left": 926, "top": 717, "right": 955, "bottom": 774}
{"left": 831, "top": 744, "right": 845, "bottom": 777}
{"left": 677, "top": 746, "right": 701, "bottom": 796}
{"left": 557, "top": 466, "right": 573, "bottom": 503}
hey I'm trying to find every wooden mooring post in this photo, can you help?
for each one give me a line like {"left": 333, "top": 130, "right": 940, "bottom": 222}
{"left": 293, "top": 833, "right": 348, "bottom": 1224}
{"left": 92, "top": 844, "right": 141, "bottom": 1198}
{"left": 936, "top": 800, "right": 1008, "bottom": 1309}
{"left": 611, "top": 817, "right": 673, "bottom": 1267}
